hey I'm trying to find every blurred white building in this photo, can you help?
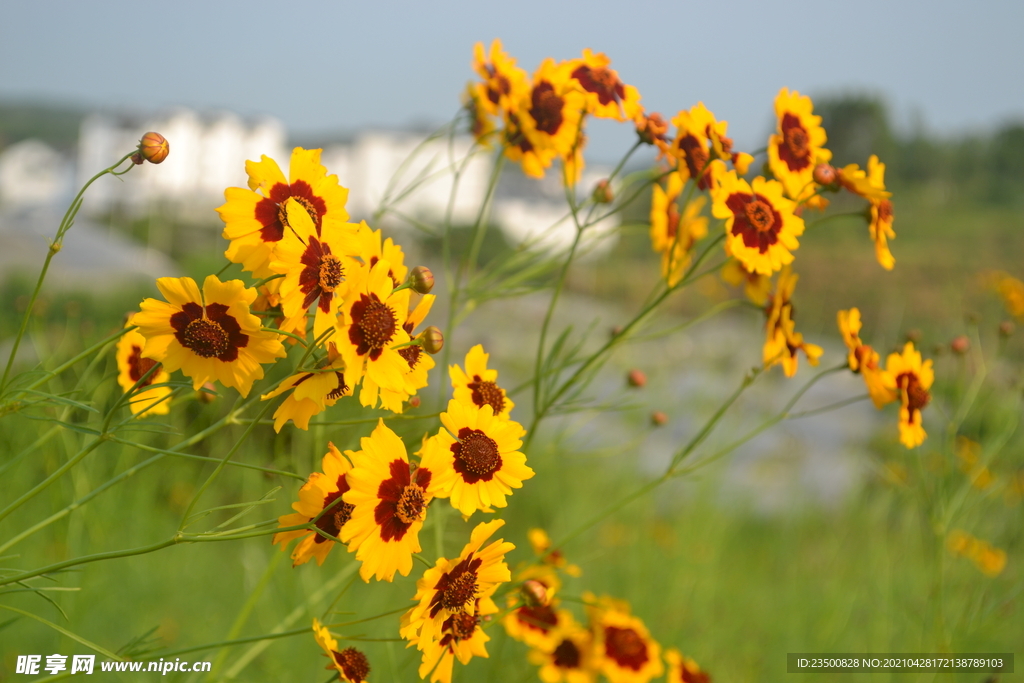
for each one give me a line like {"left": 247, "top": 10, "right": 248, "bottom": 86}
{"left": 0, "top": 139, "right": 74, "bottom": 207}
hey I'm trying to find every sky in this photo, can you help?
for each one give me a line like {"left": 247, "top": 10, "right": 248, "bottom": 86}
{"left": 2, "top": 0, "right": 1022, "bottom": 162}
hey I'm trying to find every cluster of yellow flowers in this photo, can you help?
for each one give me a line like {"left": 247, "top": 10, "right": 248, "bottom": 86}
{"left": 947, "top": 529, "right": 1008, "bottom": 577}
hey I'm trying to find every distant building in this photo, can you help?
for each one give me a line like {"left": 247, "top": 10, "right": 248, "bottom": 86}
{"left": 0, "top": 139, "right": 74, "bottom": 207}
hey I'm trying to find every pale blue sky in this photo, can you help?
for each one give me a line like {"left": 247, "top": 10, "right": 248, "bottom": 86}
{"left": 2, "top": 0, "right": 1021, "bottom": 160}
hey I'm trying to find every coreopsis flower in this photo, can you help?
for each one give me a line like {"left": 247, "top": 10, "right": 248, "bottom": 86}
{"left": 721, "top": 256, "right": 771, "bottom": 306}
{"left": 986, "top": 271, "right": 1024, "bottom": 319}
{"left": 260, "top": 343, "right": 351, "bottom": 432}
{"left": 649, "top": 172, "right": 708, "bottom": 286}
{"left": 527, "top": 619, "right": 597, "bottom": 683}
{"left": 134, "top": 275, "right": 285, "bottom": 397}
{"left": 665, "top": 649, "right": 710, "bottom": 683}
{"left": 269, "top": 198, "right": 363, "bottom": 341}
{"left": 634, "top": 112, "right": 671, "bottom": 157}
{"left": 762, "top": 267, "right": 822, "bottom": 377}
{"left": 401, "top": 519, "right": 513, "bottom": 646}
{"left": 420, "top": 399, "right": 534, "bottom": 516}
{"left": 312, "top": 619, "right": 371, "bottom": 683}
{"left": 472, "top": 39, "right": 529, "bottom": 116}
{"left": 449, "top": 344, "right": 514, "bottom": 420}
{"left": 711, "top": 168, "right": 804, "bottom": 276}
{"left": 518, "top": 59, "right": 588, "bottom": 183}
{"left": 340, "top": 420, "right": 435, "bottom": 582}
{"left": 947, "top": 531, "right": 1007, "bottom": 577}
{"left": 335, "top": 259, "right": 412, "bottom": 398}
{"left": 218, "top": 147, "right": 350, "bottom": 279}
{"left": 588, "top": 596, "right": 664, "bottom": 683}
{"left": 566, "top": 49, "right": 641, "bottom": 121}
{"left": 361, "top": 294, "right": 437, "bottom": 412}
{"left": 272, "top": 443, "right": 353, "bottom": 566}
{"left": 116, "top": 317, "right": 171, "bottom": 417}
{"left": 865, "top": 156, "right": 895, "bottom": 270}
{"left": 883, "top": 343, "right": 934, "bottom": 448}
{"left": 503, "top": 566, "right": 564, "bottom": 649}
{"left": 463, "top": 82, "right": 498, "bottom": 146}
{"left": 669, "top": 103, "right": 737, "bottom": 191}
{"left": 836, "top": 308, "right": 895, "bottom": 408}
{"left": 410, "top": 600, "right": 496, "bottom": 683}
{"left": 767, "top": 88, "right": 832, "bottom": 207}
{"left": 503, "top": 110, "right": 558, "bottom": 179}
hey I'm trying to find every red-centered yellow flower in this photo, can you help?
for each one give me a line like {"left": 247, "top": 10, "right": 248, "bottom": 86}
{"left": 589, "top": 598, "right": 664, "bottom": 683}
{"left": 670, "top": 103, "right": 728, "bottom": 191}
{"left": 312, "top": 619, "right": 371, "bottom": 683}
{"left": 883, "top": 343, "right": 933, "bottom": 449}
{"left": 768, "top": 88, "right": 831, "bottom": 207}
{"left": 721, "top": 256, "right": 771, "bottom": 306}
{"left": 218, "top": 147, "right": 349, "bottom": 279}
{"left": 836, "top": 308, "right": 894, "bottom": 408}
{"left": 522, "top": 59, "right": 588, "bottom": 183}
{"left": 449, "top": 344, "right": 514, "bottom": 420}
{"left": 505, "top": 596, "right": 565, "bottom": 651}
{"left": 866, "top": 156, "right": 895, "bottom": 270}
{"left": 711, "top": 168, "right": 804, "bottom": 276}
{"left": 987, "top": 271, "right": 1024, "bottom": 319}
{"left": 665, "top": 649, "right": 710, "bottom": 683}
{"left": 422, "top": 399, "right": 534, "bottom": 516}
{"left": 503, "top": 110, "right": 558, "bottom": 179}
{"left": 360, "top": 225, "right": 407, "bottom": 288}
{"left": 273, "top": 443, "right": 353, "bottom": 566}
{"left": 567, "top": 49, "right": 641, "bottom": 121}
{"left": 401, "top": 519, "right": 513, "bottom": 647}
{"left": 270, "top": 198, "right": 363, "bottom": 341}
{"left": 649, "top": 173, "right": 708, "bottom": 287}
{"left": 336, "top": 259, "right": 412, "bottom": 397}
{"left": 763, "top": 305, "right": 822, "bottom": 377}
{"left": 134, "top": 276, "right": 285, "bottom": 397}
{"left": 634, "top": 111, "right": 671, "bottom": 157}
{"left": 261, "top": 344, "right": 351, "bottom": 432}
{"left": 528, "top": 618, "right": 597, "bottom": 683}
{"left": 472, "top": 39, "right": 530, "bottom": 116}
{"left": 410, "top": 599, "right": 495, "bottom": 683}
{"left": 463, "top": 82, "right": 498, "bottom": 146}
{"left": 116, "top": 317, "right": 171, "bottom": 417}
{"left": 361, "top": 293, "right": 436, "bottom": 413}
{"left": 340, "top": 420, "right": 433, "bottom": 582}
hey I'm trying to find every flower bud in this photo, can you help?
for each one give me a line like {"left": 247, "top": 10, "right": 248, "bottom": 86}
{"left": 999, "top": 320, "right": 1015, "bottom": 338}
{"left": 520, "top": 579, "right": 550, "bottom": 607}
{"left": 592, "top": 179, "right": 613, "bottom": 204}
{"left": 409, "top": 266, "right": 434, "bottom": 294}
{"left": 950, "top": 335, "right": 970, "bottom": 355}
{"left": 418, "top": 326, "right": 444, "bottom": 354}
{"left": 635, "top": 112, "right": 668, "bottom": 147}
{"left": 138, "top": 132, "right": 169, "bottom": 164}
{"left": 408, "top": 395, "right": 421, "bottom": 409}
{"left": 651, "top": 410, "right": 668, "bottom": 426}
{"left": 627, "top": 369, "right": 646, "bottom": 388}
{"left": 812, "top": 163, "right": 838, "bottom": 186}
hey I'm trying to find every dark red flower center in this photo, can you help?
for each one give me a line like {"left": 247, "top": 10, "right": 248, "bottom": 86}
{"left": 678, "top": 135, "right": 712, "bottom": 190}
{"left": 170, "top": 302, "right": 248, "bottom": 362}
{"left": 605, "top": 626, "right": 649, "bottom": 670}
{"left": 897, "top": 372, "right": 930, "bottom": 422}
{"left": 430, "top": 557, "right": 484, "bottom": 618}
{"left": 468, "top": 376, "right": 505, "bottom": 415}
{"left": 332, "top": 647, "right": 370, "bottom": 683}
{"left": 127, "top": 345, "right": 159, "bottom": 387}
{"left": 374, "top": 460, "right": 432, "bottom": 542}
{"left": 680, "top": 663, "right": 711, "bottom": 683}
{"left": 348, "top": 294, "right": 398, "bottom": 360}
{"left": 451, "top": 428, "right": 502, "bottom": 482}
{"left": 744, "top": 199, "right": 776, "bottom": 233}
{"left": 778, "top": 114, "right": 812, "bottom": 172}
{"left": 571, "top": 64, "right": 625, "bottom": 107}
{"left": 876, "top": 199, "right": 894, "bottom": 223}
{"left": 553, "top": 638, "right": 582, "bottom": 669}
{"left": 450, "top": 612, "right": 480, "bottom": 642}
{"left": 314, "top": 474, "right": 353, "bottom": 544}
{"left": 515, "top": 605, "right": 558, "bottom": 632}
{"left": 531, "top": 82, "right": 565, "bottom": 136}
{"left": 725, "top": 192, "right": 783, "bottom": 254}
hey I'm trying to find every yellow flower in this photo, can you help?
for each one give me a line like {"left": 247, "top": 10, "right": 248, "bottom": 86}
{"left": 251, "top": 278, "right": 307, "bottom": 343}
{"left": 649, "top": 172, "right": 708, "bottom": 286}
{"left": 272, "top": 443, "right": 353, "bottom": 566}
{"left": 665, "top": 649, "right": 710, "bottom": 683}
{"left": 711, "top": 168, "right": 804, "bottom": 276}
{"left": 270, "top": 198, "right": 363, "bottom": 342}
{"left": 505, "top": 599, "right": 565, "bottom": 651}
{"left": 401, "top": 519, "right": 512, "bottom": 649}
{"left": 987, "top": 271, "right": 1024, "bottom": 318}
{"left": 336, "top": 259, "right": 412, "bottom": 398}
{"left": 340, "top": 420, "right": 434, "bottom": 582}
{"left": 836, "top": 308, "right": 895, "bottom": 408}
{"left": 449, "top": 344, "right": 514, "bottom": 420}
{"left": 669, "top": 103, "right": 724, "bottom": 191}
{"left": 503, "top": 110, "right": 558, "bottom": 180}
{"left": 218, "top": 147, "right": 350, "bottom": 279}
{"left": 566, "top": 49, "right": 641, "bottom": 121}
{"left": 589, "top": 597, "right": 664, "bottom": 683}
{"left": 838, "top": 156, "right": 895, "bottom": 269}
{"left": 767, "top": 88, "right": 832, "bottom": 206}
{"left": 134, "top": 275, "right": 285, "bottom": 397}
{"left": 472, "top": 39, "right": 530, "bottom": 117}
{"left": 517, "top": 59, "right": 588, "bottom": 184}
{"left": 312, "top": 619, "right": 371, "bottom": 683}
{"left": 883, "top": 342, "right": 934, "bottom": 448}
{"left": 361, "top": 294, "right": 436, "bottom": 413}
{"left": 527, "top": 528, "right": 582, "bottom": 576}
{"left": 409, "top": 599, "right": 495, "bottom": 683}
{"left": 762, "top": 267, "right": 822, "bottom": 377}
{"left": 421, "top": 399, "right": 534, "bottom": 516}
{"left": 528, "top": 618, "right": 598, "bottom": 683}
{"left": 116, "top": 317, "right": 171, "bottom": 417}
{"left": 634, "top": 111, "right": 671, "bottom": 157}
{"left": 260, "top": 343, "right": 351, "bottom": 432}
{"left": 721, "top": 256, "right": 771, "bottom": 306}
{"left": 464, "top": 82, "right": 497, "bottom": 146}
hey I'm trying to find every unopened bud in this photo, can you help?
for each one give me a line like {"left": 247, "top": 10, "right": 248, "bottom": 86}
{"left": 521, "top": 579, "right": 550, "bottom": 607}
{"left": 812, "top": 163, "right": 838, "bottom": 186}
{"left": 418, "top": 326, "right": 444, "bottom": 354}
{"left": 593, "top": 179, "right": 613, "bottom": 204}
{"left": 635, "top": 112, "right": 668, "bottom": 146}
{"left": 409, "top": 266, "right": 434, "bottom": 294}
{"left": 651, "top": 410, "right": 668, "bottom": 426}
{"left": 904, "top": 329, "right": 922, "bottom": 344}
{"left": 197, "top": 382, "right": 217, "bottom": 404}
{"left": 408, "top": 395, "right": 421, "bottom": 409}
{"left": 950, "top": 335, "right": 970, "bottom": 355}
{"left": 999, "top": 320, "right": 1015, "bottom": 338}
{"left": 627, "top": 369, "right": 646, "bottom": 388}
{"left": 138, "top": 132, "right": 169, "bottom": 164}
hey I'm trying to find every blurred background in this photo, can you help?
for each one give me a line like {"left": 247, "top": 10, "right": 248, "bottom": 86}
{"left": 1, "top": 1, "right": 1021, "bottom": 681}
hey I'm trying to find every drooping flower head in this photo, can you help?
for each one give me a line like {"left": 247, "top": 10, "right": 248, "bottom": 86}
{"left": 836, "top": 308, "right": 894, "bottom": 409}
{"left": 261, "top": 343, "right": 351, "bottom": 432}
{"left": 649, "top": 172, "right": 708, "bottom": 287}
{"left": 634, "top": 111, "right": 671, "bottom": 157}
{"left": 566, "top": 49, "right": 641, "bottom": 121}
{"left": 116, "top": 317, "right": 171, "bottom": 417}
{"left": 865, "top": 156, "right": 895, "bottom": 270}
{"left": 762, "top": 267, "right": 822, "bottom": 377}
{"left": 272, "top": 443, "right": 354, "bottom": 566}
{"left": 312, "top": 619, "right": 371, "bottom": 683}
{"left": 421, "top": 399, "right": 534, "bottom": 516}
{"left": 711, "top": 168, "right": 805, "bottom": 276}
{"left": 218, "top": 147, "right": 349, "bottom": 279}
{"left": 134, "top": 275, "right": 285, "bottom": 397}
{"left": 449, "top": 344, "right": 515, "bottom": 420}
{"left": 883, "top": 342, "right": 934, "bottom": 449}
{"left": 669, "top": 103, "right": 733, "bottom": 191}
{"left": 463, "top": 82, "right": 498, "bottom": 146}
{"left": 587, "top": 595, "right": 664, "bottom": 683}
{"left": 340, "top": 420, "right": 434, "bottom": 582}
{"left": 768, "top": 88, "right": 832, "bottom": 206}
{"left": 665, "top": 649, "right": 711, "bottom": 683}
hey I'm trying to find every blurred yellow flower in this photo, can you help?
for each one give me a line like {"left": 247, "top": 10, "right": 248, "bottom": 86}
{"left": 883, "top": 342, "right": 933, "bottom": 448}
{"left": 116, "top": 317, "right": 171, "bottom": 417}
{"left": 567, "top": 49, "right": 641, "bottom": 121}
{"left": 768, "top": 88, "right": 832, "bottom": 207}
